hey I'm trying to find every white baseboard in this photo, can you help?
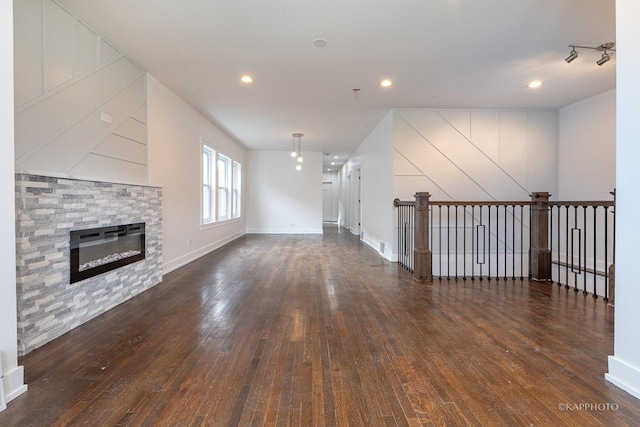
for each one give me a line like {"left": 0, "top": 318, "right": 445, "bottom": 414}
{"left": 606, "top": 356, "right": 640, "bottom": 401}
{"left": 163, "top": 230, "right": 245, "bottom": 274}
{"left": 246, "top": 228, "right": 323, "bottom": 235}
{"left": 3, "top": 365, "right": 27, "bottom": 407}
{"left": 361, "top": 232, "right": 394, "bottom": 262}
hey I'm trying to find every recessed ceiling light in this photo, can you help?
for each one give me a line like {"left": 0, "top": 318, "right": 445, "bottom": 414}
{"left": 528, "top": 80, "right": 542, "bottom": 88}
{"left": 241, "top": 75, "right": 254, "bottom": 83}
{"left": 313, "top": 38, "right": 328, "bottom": 48}
{"left": 334, "top": 156, "right": 338, "bottom": 159}
{"left": 331, "top": 162, "right": 335, "bottom": 165}
{"left": 380, "top": 79, "right": 393, "bottom": 87}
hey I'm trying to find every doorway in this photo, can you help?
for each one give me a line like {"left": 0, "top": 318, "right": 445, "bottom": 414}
{"left": 349, "top": 168, "right": 361, "bottom": 237}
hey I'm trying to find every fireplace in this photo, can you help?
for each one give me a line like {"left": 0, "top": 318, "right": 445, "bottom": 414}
{"left": 70, "top": 223, "right": 146, "bottom": 284}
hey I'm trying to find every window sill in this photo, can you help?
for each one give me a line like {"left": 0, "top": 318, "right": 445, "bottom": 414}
{"left": 200, "top": 217, "right": 243, "bottom": 231}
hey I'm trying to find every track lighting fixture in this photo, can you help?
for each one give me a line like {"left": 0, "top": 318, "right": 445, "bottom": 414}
{"left": 565, "top": 42, "right": 615, "bottom": 66}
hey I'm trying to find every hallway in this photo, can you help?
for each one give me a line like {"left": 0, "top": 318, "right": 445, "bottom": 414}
{"left": 1, "top": 225, "right": 639, "bottom": 426}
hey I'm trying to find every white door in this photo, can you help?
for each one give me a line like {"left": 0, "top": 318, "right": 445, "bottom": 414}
{"left": 323, "top": 182, "right": 333, "bottom": 222}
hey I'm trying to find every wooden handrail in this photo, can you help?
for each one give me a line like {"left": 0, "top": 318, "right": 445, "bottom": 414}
{"left": 547, "top": 201, "right": 614, "bottom": 207}
{"left": 394, "top": 199, "right": 613, "bottom": 207}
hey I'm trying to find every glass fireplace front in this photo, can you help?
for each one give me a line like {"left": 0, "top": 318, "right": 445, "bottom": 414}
{"left": 70, "top": 223, "right": 145, "bottom": 284}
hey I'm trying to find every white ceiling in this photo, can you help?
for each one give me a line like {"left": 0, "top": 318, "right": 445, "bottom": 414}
{"left": 59, "top": 0, "right": 616, "bottom": 170}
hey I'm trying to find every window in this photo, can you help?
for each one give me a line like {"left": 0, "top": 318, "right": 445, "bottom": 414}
{"left": 202, "top": 145, "right": 215, "bottom": 224}
{"left": 201, "top": 141, "right": 242, "bottom": 225}
{"left": 232, "top": 161, "right": 241, "bottom": 218}
{"left": 217, "top": 154, "right": 230, "bottom": 221}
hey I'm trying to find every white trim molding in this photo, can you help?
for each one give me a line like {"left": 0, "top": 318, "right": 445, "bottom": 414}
{"left": 606, "top": 356, "right": 640, "bottom": 401}
{"left": 2, "top": 365, "right": 28, "bottom": 407}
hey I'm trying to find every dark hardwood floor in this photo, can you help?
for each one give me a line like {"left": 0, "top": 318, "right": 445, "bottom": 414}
{"left": 2, "top": 224, "right": 640, "bottom": 426}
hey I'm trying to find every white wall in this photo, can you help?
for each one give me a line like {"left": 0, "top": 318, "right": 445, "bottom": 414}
{"left": 558, "top": 89, "right": 616, "bottom": 200}
{"left": 606, "top": 0, "right": 640, "bottom": 401}
{"left": 340, "top": 112, "right": 394, "bottom": 260}
{"left": 393, "top": 109, "right": 558, "bottom": 201}
{"left": 147, "top": 75, "right": 246, "bottom": 273}
{"left": 246, "top": 151, "right": 323, "bottom": 234}
{"left": 1, "top": 0, "right": 27, "bottom": 407}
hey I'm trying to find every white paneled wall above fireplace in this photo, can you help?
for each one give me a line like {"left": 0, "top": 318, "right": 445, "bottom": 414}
{"left": 14, "top": 0, "right": 148, "bottom": 185}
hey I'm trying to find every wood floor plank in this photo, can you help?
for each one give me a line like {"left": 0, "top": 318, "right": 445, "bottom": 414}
{"left": 2, "top": 225, "right": 640, "bottom": 426}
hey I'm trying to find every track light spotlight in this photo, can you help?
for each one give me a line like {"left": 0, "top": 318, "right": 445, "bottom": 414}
{"left": 565, "top": 48, "right": 578, "bottom": 63}
{"left": 565, "top": 42, "right": 615, "bottom": 66}
{"left": 596, "top": 53, "right": 611, "bottom": 66}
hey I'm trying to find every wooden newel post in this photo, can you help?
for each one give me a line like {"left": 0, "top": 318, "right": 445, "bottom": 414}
{"left": 414, "top": 192, "right": 433, "bottom": 281}
{"left": 529, "top": 192, "right": 552, "bottom": 281}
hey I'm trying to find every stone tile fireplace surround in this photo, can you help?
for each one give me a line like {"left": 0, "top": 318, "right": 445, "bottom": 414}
{"left": 15, "top": 173, "right": 162, "bottom": 356}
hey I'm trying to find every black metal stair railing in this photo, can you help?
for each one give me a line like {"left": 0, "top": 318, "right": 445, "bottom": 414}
{"left": 548, "top": 201, "right": 614, "bottom": 301}
{"left": 393, "top": 193, "right": 615, "bottom": 301}
{"left": 429, "top": 201, "right": 533, "bottom": 281}
{"left": 393, "top": 199, "right": 415, "bottom": 271}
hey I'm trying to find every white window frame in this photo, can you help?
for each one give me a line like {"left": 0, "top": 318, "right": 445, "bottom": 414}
{"left": 201, "top": 138, "right": 242, "bottom": 227}
{"left": 202, "top": 144, "right": 215, "bottom": 224}
{"left": 217, "top": 153, "right": 231, "bottom": 221}
{"left": 232, "top": 161, "right": 241, "bottom": 219}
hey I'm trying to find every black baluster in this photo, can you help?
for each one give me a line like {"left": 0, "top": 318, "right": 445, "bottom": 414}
{"left": 593, "top": 206, "right": 598, "bottom": 299}
{"left": 397, "top": 205, "right": 400, "bottom": 267}
{"left": 463, "top": 205, "right": 467, "bottom": 281}
{"left": 430, "top": 203, "right": 433, "bottom": 272}
{"left": 479, "top": 205, "right": 483, "bottom": 281}
{"left": 447, "top": 205, "right": 451, "bottom": 280}
{"left": 571, "top": 206, "right": 580, "bottom": 292}
{"left": 411, "top": 204, "right": 415, "bottom": 271}
{"left": 504, "top": 205, "right": 508, "bottom": 280}
{"left": 398, "top": 206, "right": 404, "bottom": 265}
{"left": 398, "top": 205, "right": 401, "bottom": 267}
{"left": 528, "top": 204, "right": 532, "bottom": 280}
{"left": 550, "top": 204, "right": 554, "bottom": 284}
{"left": 439, "top": 205, "right": 442, "bottom": 280}
{"left": 565, "top": 205, "right": 570, "bottom": 289}
{"left": 471, "top": 205, "right": 475, "bottom": 281}
{"left": 512, "top": 205, "right": 516, "bottom": 280}
{"left": 604, "top": 206, "right": 609, "bottom": 302}
{"left": 488, "top": 205, "right": 491, "bottom": 281}
{"left": 496, "top": 205, "right": 499, "bottom": 281}
{"left": 583, "top": 206, "right": 588, "bottom": 295}
{"left": 557, "top": 206, "right": 561, "bottom": 287}
{"left": 455, "top": 205, "right": 459, "bottom": 280}
{"left": 520, "top": 204, "right": 524, "bottom": 280}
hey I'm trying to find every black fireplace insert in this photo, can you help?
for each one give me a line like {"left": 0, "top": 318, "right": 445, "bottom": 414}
{"left": 70, "top": 223, "right": 145, "bottom": 284}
